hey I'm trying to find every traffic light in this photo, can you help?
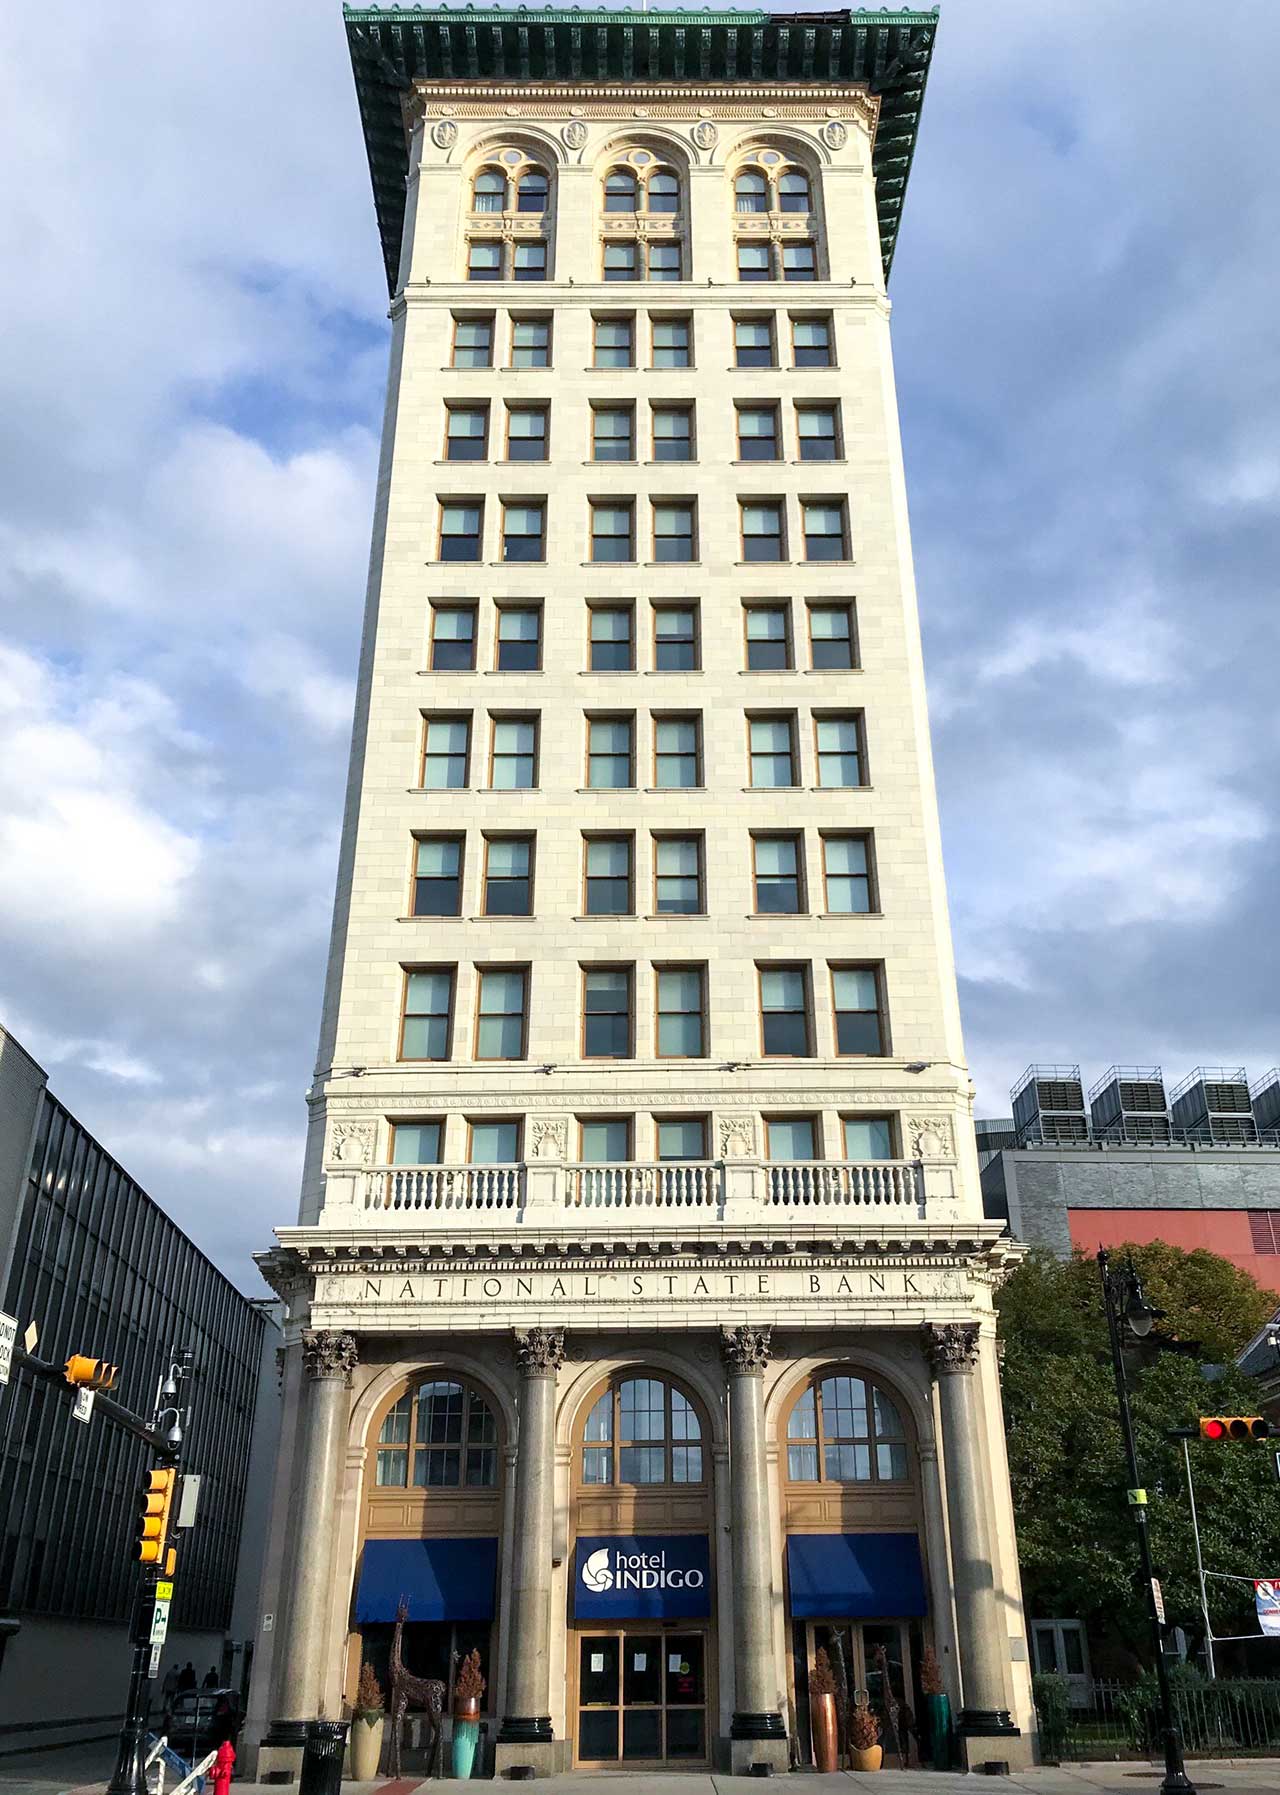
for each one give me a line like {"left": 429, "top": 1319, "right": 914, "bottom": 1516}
{"left": 135, "top": 1468, "right": 176, "bottom": 1564}
{"left": 64, "top": 1355, "right": 118, "bottom": 1391}
{"left": 1199, "top": 1416, "right": 1272, "bottom": 1442}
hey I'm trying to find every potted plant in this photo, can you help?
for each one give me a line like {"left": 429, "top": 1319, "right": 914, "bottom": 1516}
{"left": 920, "top": 1646, "right": 952, "bottom": 1770}
{"left": 351, "top": 1662, "right": 385, "bottom": 1780}
{"left": 849, "top": 1702, "right": 882, "bottom": 1772}
{"left": 809, "top": 1649, "right": 840, "bottom": 1772}
{"left": 451, "top": 1649, "right": 485, "bottom": 1780}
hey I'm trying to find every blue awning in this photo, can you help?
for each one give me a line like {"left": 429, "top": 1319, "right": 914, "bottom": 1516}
{"left": 786, "top": 1533, "right": 927, "bottom": 1619}
{"left": 355, "top": 1537, "right": 498, "bottom": 1623}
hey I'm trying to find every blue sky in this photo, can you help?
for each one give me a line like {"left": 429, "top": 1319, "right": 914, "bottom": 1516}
{"left": 1, "top": 3, "right": 1278, "bottom": 1286}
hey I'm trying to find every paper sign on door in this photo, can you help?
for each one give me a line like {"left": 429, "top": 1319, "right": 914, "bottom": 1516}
{"left": 668, "top": 1653, "right": 682, "bottom": 1673}
{"left": 633, "top": 1653, "right": 647, "bottom": 1671}
{"left": 590, "top": 1653, "right": 605, "bottom": 1672}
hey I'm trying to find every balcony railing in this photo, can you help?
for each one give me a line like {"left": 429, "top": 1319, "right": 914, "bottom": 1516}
{"left": 364, "top": 1164, "right": 524, "bottom": 1214}
{"left": 765, "top": 1160, "right": 919, "bottom": 1208}
{"left": 565, "top": 1161, "right": 718, "bottom": 1210}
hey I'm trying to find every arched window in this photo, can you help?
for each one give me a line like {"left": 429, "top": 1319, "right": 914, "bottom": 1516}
{"left": 735, "top": 171, "right": 768, "bottom": 214}
{"left": 472, "top": 169, "right": 506, "bottom": 214}
{"left": 517, "top": 168, "right": 548, "bottom": 213}
{"left": 374, "top": 1376, "right": 499, "bottom": 1488}
{"left": 778, "top": 169, "right": 811, "bottom": 213}
{"left": 580, "top": 1374, "right": 703, "bottom": 1485}
{"left": 604, "top": 169, "right": 638, "bottom": 212}
{"left": 646, "top": 169, "right": 680, "bottom": 214}
{"left": 786, "top": 1372, "right": 909, "bottom": 1484}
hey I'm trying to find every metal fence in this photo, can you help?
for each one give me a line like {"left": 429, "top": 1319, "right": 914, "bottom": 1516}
{"left": 1036, "top": 1677, "right": 1280, "bottom": 1761}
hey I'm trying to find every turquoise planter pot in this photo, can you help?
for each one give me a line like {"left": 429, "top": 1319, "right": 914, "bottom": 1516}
{"left": 924, "top": 1691, "right": 953, "bottom": 1770}
{"left": 451, "top": 1718, "right": 479, "bottom": 1779}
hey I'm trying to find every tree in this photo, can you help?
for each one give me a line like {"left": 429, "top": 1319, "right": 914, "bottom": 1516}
{"left": 997, "top": 1244, "right": 1279, "bottom": 1663}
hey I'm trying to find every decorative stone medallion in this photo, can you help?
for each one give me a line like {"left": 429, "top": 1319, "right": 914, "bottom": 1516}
{"left": 430, "top": 120, "right": 457, "bottom": 150}
{"left": 691, "top": 120, "right": 718, "bottom": 152}
{"left": 718, "top": 1115, "right": 757, "bottom": 1159}
{"left": 561, "top": 120, "right": 588, "bottom": 150}
{"left": 531, "top": 1117, "right": 568, "bottom": 1159}
{"left": 907, "top": 1115, "right": 955, "bottom": 1159}
{"left": 821, "top": 119, "right": 849, "bottom": 151}
{"left": 329, "top": 1121, "right": 374, "bottom": 1165}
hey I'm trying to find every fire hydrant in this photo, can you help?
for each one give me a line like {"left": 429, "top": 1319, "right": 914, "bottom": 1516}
{"left": 209, "top": 1740, "right": 235, "bottom": 1795}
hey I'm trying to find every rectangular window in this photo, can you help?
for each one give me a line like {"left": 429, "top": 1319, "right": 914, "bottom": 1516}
{"left": 510, "top": 317, "right": 551, "bottom": 368}
{"left": 823, "top": 834, "right": 873, "bottom": 913}
{"left": 737, "top": 403, "right": 781, "bottom": 462}
{"left": 767, "top": 1115, "right": 817, "bottom": 1159}
{"left": 583, "top": 967, "right": 632, "bottom": 1058}
{"left": 502, "top": 500, "right": 545, "bottom": 562}
{"left": 506, "top": 404, "right": 548, "bottom": 461}
{"left": 651, "top": 316, "right": 691, "bottom": 367}
{"left": 831, "top": 965, "right": 885, "bottom": 1055}
{"left": 803, "top": 499, "right": 848, "bottom": 561}
{"left": 603, "top": 242, "right": 639, "bottom": 281}
{"left": 592, "top": 404, "right": 634, "bottom": 462}
{"left": 759, "top": 966, "right": 811, "bottom": 1057}
{"left": 748, "top": 715, "right": 796, "bottom": 788}
{"left": 467, "top": 240, "right": 503, "bottom": 281}
{"left": 797, "top": 404, "right": 840, "bottom": 460}
{"left": 439, "top": 501, "right": 482, "bottom": 562}
{"left": 475, "top": 968, "right": 528, "bottom": 1060}
{"left": 651, "top": 405, "right": 694, "bottom": 463}
{"left": 580, "top": 1118, "right": 631, "bottom": 1162}
{"left": 745, "top": 605, "right": 791, "bottom": 671}
{"left": 469, "top": 1119, "right": 521, "bottom": 1162}
{"left": 653, "top": 716, "right": 699, "bottom": 788}
{"left": 587, "top": 715, "right": 634, "bottom": 789}
{"left": 391, "top": 1121, "right": 443, "bottom": 1165}
{"left": 429, "top": 605, "right": 477, "bottom": 671}
{"left": 584, "top": 836, "right": 633, "bottom": 916}
{"left": 413, "top": 836, "right": 463, "bottom": 916}
{"left": 656, "top": 966, "right": 706, "bottom": 1058}
{"left": 593, "top": 315, "right": 635, "bottom": 368}
{"left": 513, "top": 240, "right": 547, "bottom": 281}
{"left": 653, "top": 501, "right": 695, "bottom": 562}
{"left": 654, "top": 835, "right": 702, "bottom": 914}
{"left": 589, "top": 605, "right": 634, "bottom": 672}
{"left": 422, "top": 716, "right": 470, "bottom": 789}
{"left": 753, "top": 835, "right": 803, "bottom": 914}
{"left": 782, "top": 242, "right": 817, "bottom": 281}
{"left": 490, "top": 717, "right": 537, "bottom": 789}
{"left": 808, "top": 603, "right": 856, "bottom": 669}
{"left": 495, "top": 606, "right": 542, "bottom": 671}
{"left": 446, "top": 405, "right": 489, "bottom": 461}
{"left": 792, "top": 315, "right": 833, "bottom": 367}
{"left": 737, "top": 241, "right": 772, "bottom": 282}
{"left": 843, "top": 1115, "right": 895, "bottom": 1160}
{"left": 483, "top": 836, "right": 533, "bottom": 916}
{"left": 734, "top": 317, "right": 775, "bottom": 368}
{"left": 452, "top": 316, "right": 494, "bottom": 368}
{"left": 401, "top": 968, "right": 454, "bottom": 1061}
{"left": 591, "top": 501, "right": 635, "bottom": 562}
{"left": 657, "top": 1117, "right": 708, "bottom": 1160}
{"left": 741, "top": 500, "right": 785, "bottom": 561}
{"left": 647, "top": 242, "right": 682, "bottom": 282}
{"left": 653, "top": 604, "right": 698, "bottom": 671}
{"left": 816, "top": 714, "right": 863, "bottom": 788}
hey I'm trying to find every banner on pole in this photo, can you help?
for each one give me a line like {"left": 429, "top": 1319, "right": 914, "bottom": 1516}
{"left": 1254, "top": 1580, "right": 1280, "bottom": 1636}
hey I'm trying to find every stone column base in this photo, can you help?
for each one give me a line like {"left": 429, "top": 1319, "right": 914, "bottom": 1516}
{"left": 729, "top": 1736, "right": 790, "bottom": 1775}
{"left": 251, "top": 1742, "right": 305, "bottom": 1783}
{"left": 493, "top": 1739, "right": 569, "bottom": 1778}
{"left": 959, "top": 1729, "right": 1034, "bottom": 1774}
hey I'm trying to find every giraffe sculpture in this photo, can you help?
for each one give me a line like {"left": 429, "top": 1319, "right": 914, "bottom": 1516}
{"left": 388, "top": 1601, "right": 447, "bottom": 1779}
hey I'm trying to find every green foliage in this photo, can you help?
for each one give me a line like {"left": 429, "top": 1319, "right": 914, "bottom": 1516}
{"left": 997, "top": 1245, "right": 1279, "bottom": 1655}
{"left": 1032, "top": 1672, "right": 1071, "bottom": 1760}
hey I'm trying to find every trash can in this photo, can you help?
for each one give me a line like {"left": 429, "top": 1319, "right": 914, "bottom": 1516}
{"left": 299, "top": 1720, "right": 349, "bottom": 1795}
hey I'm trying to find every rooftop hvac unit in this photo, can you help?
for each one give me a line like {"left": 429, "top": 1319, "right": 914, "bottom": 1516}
{"left": 1250, "top": 1070, "right": 1280, "bottom": 1138}
{"left": 1088, "top": 1067, "right": 1172, "bottom": 1145}
{"left": 1170, "top": 1067, "right": 1258, "bottom": 1145}
{"left": 1011, "top": 1065, "right": 1088, "bottom": 1146}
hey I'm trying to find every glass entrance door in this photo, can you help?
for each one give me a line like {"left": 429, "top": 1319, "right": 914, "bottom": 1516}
{"left": 576, "top": 1629, "right": 708, "bottom": 1765}
{"left": 807, "top": 1620, "right": 914, "bottom": 1765}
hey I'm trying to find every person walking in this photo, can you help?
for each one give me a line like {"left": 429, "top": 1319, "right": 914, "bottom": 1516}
{"left": 202, "top": 1666, "right": 220, "bottom": 1690}
{"left": 178, "top": 1661, "right": 197, "bottom": 1693}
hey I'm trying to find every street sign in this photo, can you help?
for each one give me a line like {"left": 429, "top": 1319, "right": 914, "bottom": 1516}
{"left": 72, "top": 1387, "right": 95, "bottom": 1423}
{"left": 1127, "top": 1488, "right": 1147, "bottom": 1505}
{"left": 148, "top": 1645, "right": 162, "bottom": 1679}
{"left": 156, "top": 1580, "right": 174, "bottom": 1603}
{"left": 261, "top": 1613, "right": 274, "bottom": 1633}
{"left": 0, "top": 1314, "right": 16, "bottom": 1387}
{"left": 1151, "top": 1578, "right": 1166, "bottom": 1624}
{"left": 176, "top": 1474, "right": 201, "bottom": 1529}
{"left": 150, "top": 1599, "right": 171, "bottom": 1648}
{"left": 22, "top": 1321, "right": 37, "bottom": 1355}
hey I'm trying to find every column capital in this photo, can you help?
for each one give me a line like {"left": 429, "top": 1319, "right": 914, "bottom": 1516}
{"left": 921, "top": 1321, "right": 980, "bottom": 1377}
{"left": 515, "top": 1326, "right": 565, "bottom": 1376}
{"left": 301, "top": 1329, "right": 358, "bottom": 1384}
{"left": 720, "top": 1323, "right": 772, "bottom": 1376}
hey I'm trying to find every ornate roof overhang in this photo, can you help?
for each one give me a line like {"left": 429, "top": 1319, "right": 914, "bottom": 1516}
{"left": 343, "top": 5, "right": 939, "bottom": 293}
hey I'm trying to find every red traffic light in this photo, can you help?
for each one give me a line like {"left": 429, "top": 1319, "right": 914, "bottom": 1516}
{"left": 1199, "top": 1416, "right": 1270, "bottom": 1442}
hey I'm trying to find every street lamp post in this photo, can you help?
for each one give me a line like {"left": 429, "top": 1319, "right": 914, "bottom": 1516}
{"left": 1097, "top": 1249, "right": 1196, "bottom": 1795}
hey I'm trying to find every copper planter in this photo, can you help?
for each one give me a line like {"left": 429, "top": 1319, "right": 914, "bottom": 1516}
{"left": 810, "top": 1690, "right": 839, "bottom": 1772}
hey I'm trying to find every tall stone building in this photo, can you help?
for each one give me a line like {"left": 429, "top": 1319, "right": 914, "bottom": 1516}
{"left": 251, "top": 5, "right": 1034, "bottom": 1775}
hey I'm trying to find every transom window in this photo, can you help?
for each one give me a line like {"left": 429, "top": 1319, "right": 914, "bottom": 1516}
{"left": 375, "top": 1377, "right": 499, "bottom": 1489}
{"left": 786, "top": 1373, "right": 909, "bottom": 1484}
{"left": 733, "top": 154, "right": 814, "bottom": 215}
{"left": 469, "top": 157, "right": 551, "bottom": 216}
{"left": 581, "top": 1376, "right": 704, "bottom": 1486}
{"left": 602, "top": 158, "right": 683, "bottom": 214}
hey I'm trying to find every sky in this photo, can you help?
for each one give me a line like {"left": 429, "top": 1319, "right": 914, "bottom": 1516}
{"left": 1, "top": 3, "right": 1278, "bottom": 1289}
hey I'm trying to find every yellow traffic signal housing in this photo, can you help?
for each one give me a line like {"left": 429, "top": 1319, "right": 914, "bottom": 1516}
{"left": 1199, "top": 1415, "right": 1271, "bottom": 1442}
{"left": 64, "top": 1355, "right": 118, "bottom": 1391}
{"left": 136, "top": 1468, "right": 177, "bottom": 1564}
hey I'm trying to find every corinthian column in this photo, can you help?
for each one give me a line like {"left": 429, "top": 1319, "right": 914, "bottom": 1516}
{"left": 721, "top": 1325, "right": 787, "bottom": 1765}
{"left": 498, "top": 1327, "right": 564, "bottom": 1757}
{"left": 922, "top": 1323, "right": 1017, "bottom": 1738}
{"left": 268, "top": 1330, "right": 357, "bottom": 1741}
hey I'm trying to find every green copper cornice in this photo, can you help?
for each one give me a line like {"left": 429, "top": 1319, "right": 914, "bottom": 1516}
{"left": 343, "top": 5, "right": 938, "bottom": 291}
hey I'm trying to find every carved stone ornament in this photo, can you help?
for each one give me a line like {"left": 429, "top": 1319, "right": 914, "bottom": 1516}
{"left": 561, "top": 120, "right": 588, "bottom": 150}
{"left": 921, "top": 1322, "right": 980, "bottom": 1377}
{"left": 907, "top": 1115, "right": 954, "bottom": 1160}
{"left": 329, "top": 1121, "right": 374, "bottom": 1165}
{"left": 691, "top": 120, "right": 719, "bottom": 152}
{"left": 718, "top": 1115, "right": 757, "bottom": 1159}
{"left": 721, "top": 1323, "right": 772, "bottom": 1375}
{"left": 821, "top": 119, "right": 849, "bottom": 151}
{"left": 274, "top": 1345, "right": 286, "bottom": 1392}
{"left": 431, "top": 119, "right": 457, "bottom": 150}
{"left": 302, "top": 1329, "right": 358, "bottom": 1384}
{"left": 531, "top": 1117, "right": 568, "bottom": 1160}
{"left": 516, "top": 1327, "right": 566, "bottom": 1376}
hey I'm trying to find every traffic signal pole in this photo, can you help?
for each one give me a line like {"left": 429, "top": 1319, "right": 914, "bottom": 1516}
{"left": 1180, "top": 1436, "right": 1216, "bottom": 1680}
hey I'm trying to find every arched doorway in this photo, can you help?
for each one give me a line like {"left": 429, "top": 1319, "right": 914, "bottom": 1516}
{"left": 569, "top": 1371, "right": 715, "bottom": 1768}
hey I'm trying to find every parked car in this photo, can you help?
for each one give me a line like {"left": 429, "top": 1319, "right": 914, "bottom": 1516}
{"left": 163, "top": 1688, "right": 242, "bottom": 1759}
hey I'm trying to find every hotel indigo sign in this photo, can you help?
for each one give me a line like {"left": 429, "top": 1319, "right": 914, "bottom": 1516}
{"left": 575, "top": 1535, "right": 712, "bottom": 1620}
